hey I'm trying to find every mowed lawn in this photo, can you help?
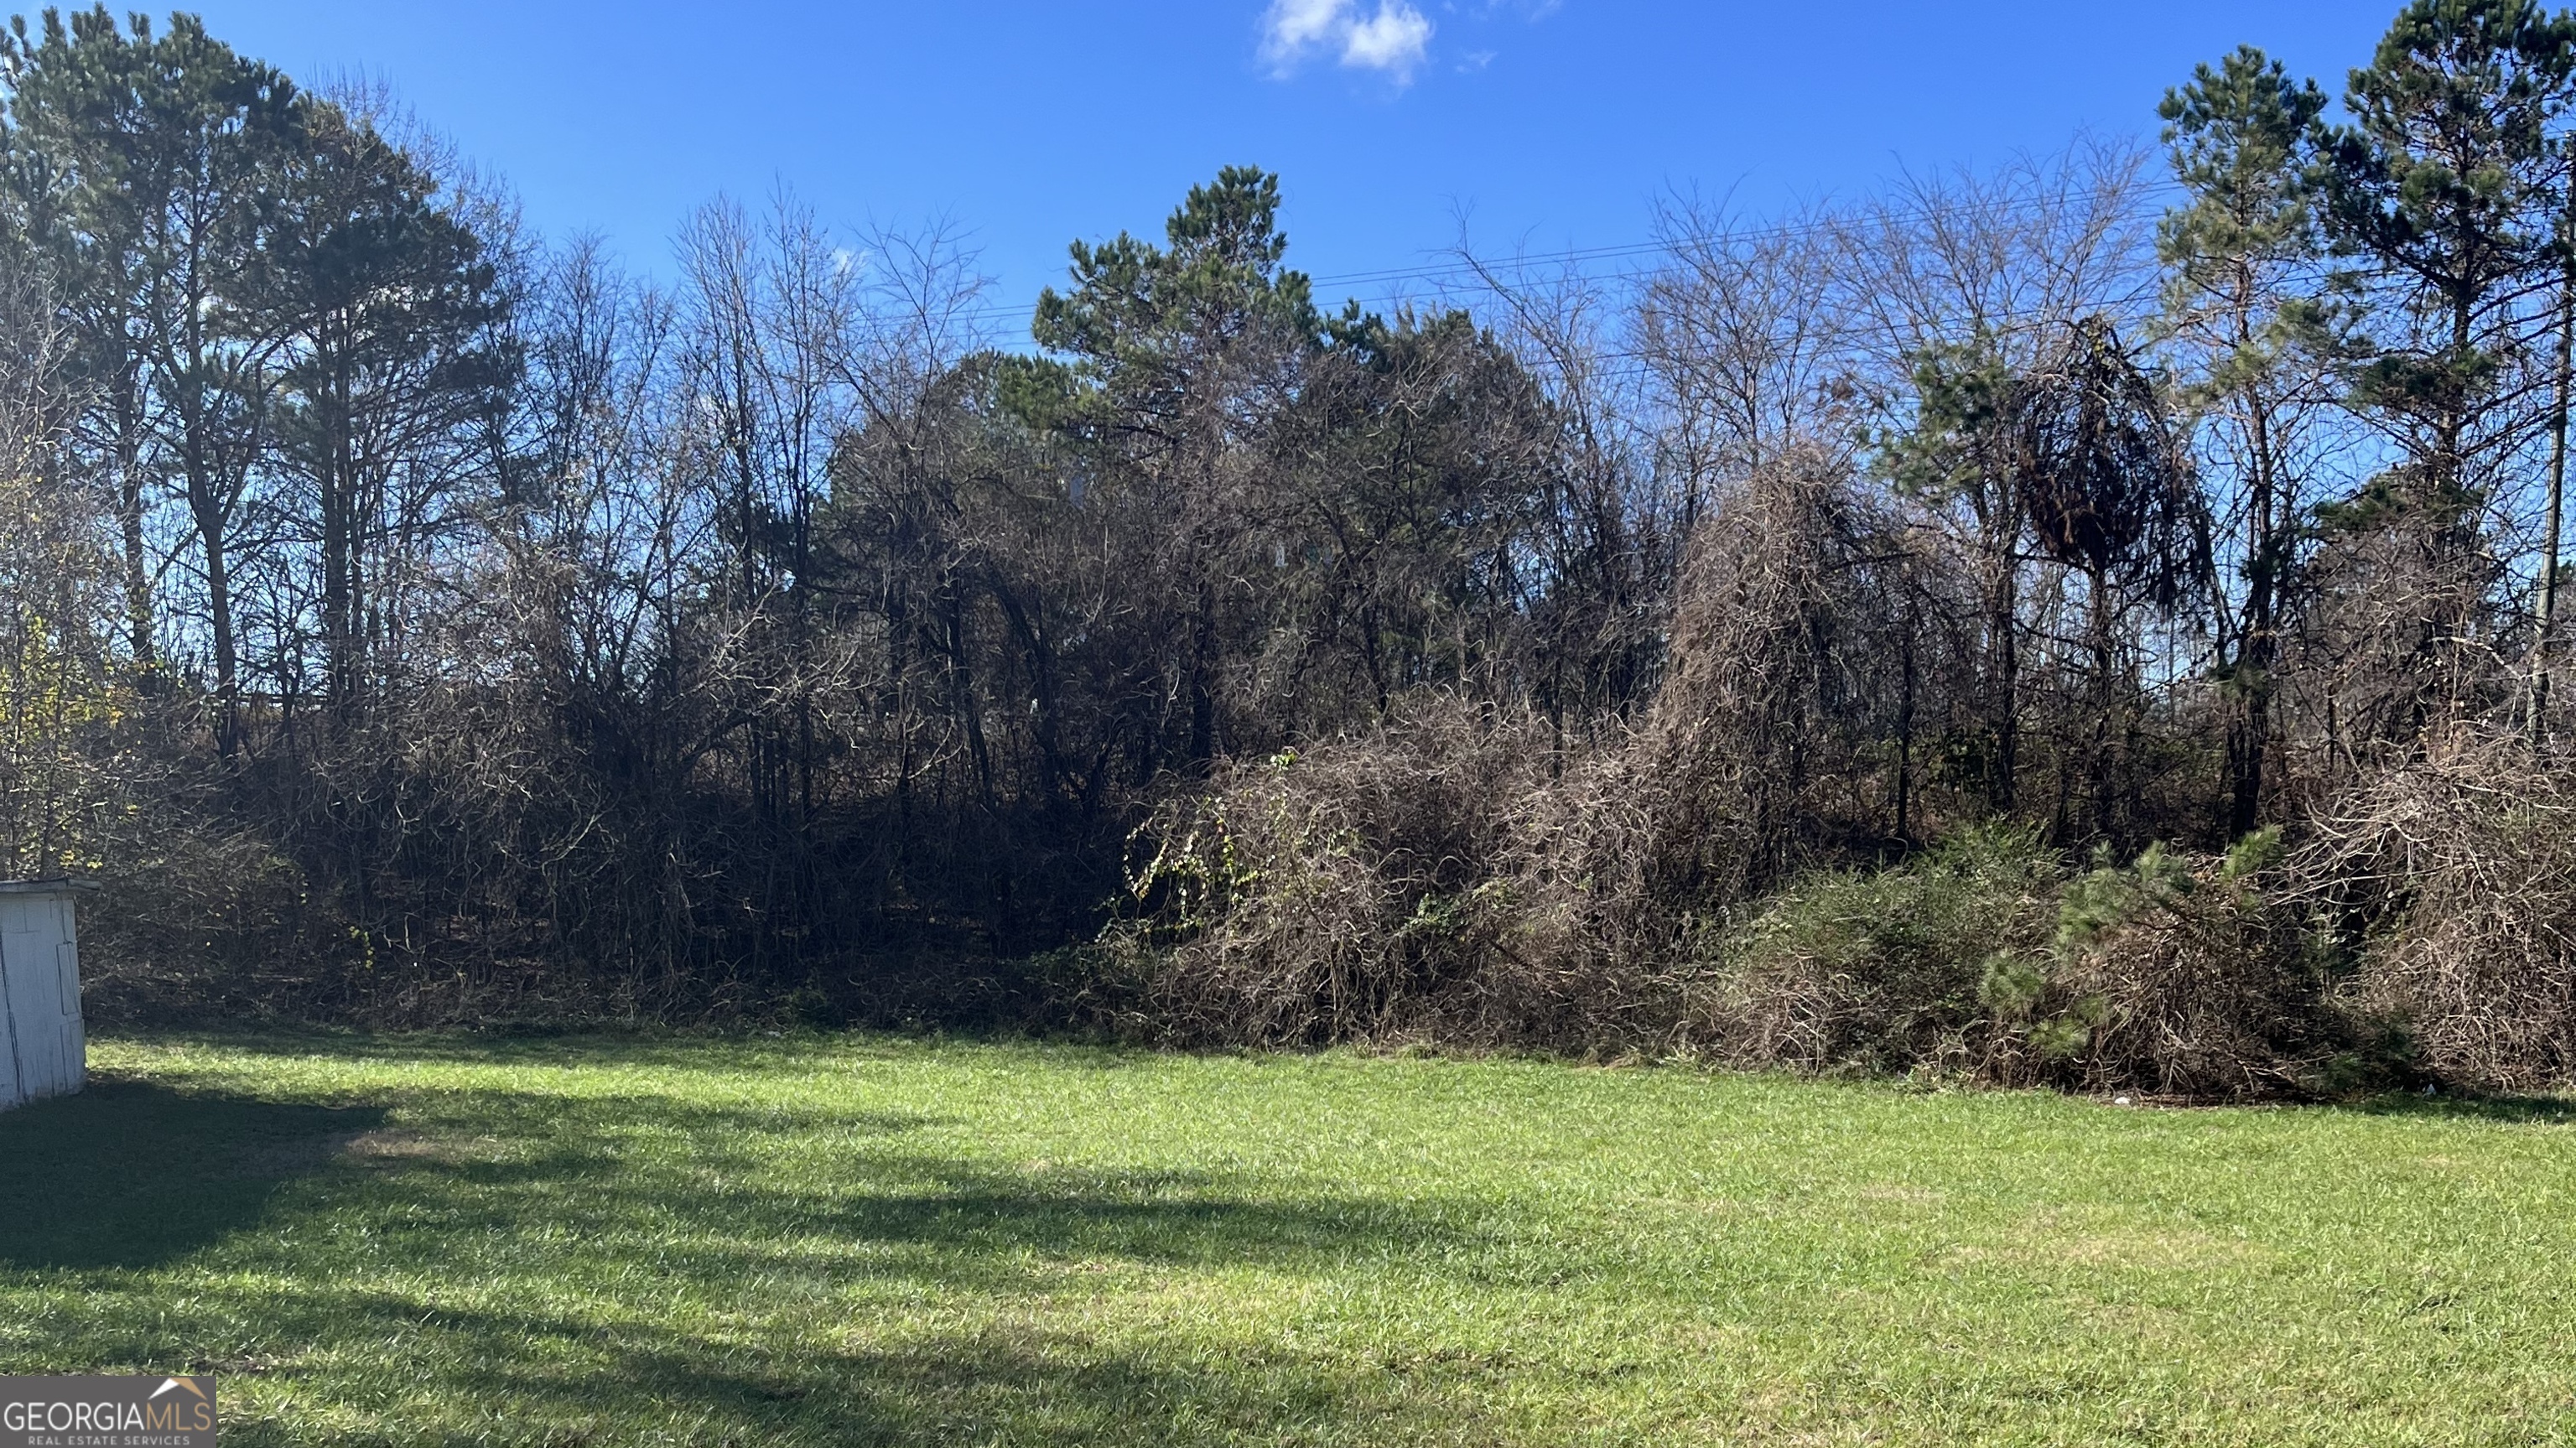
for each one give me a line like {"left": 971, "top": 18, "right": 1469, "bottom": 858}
{"left": 3, "top": 1035, "right": 2573, "bottom": 1445}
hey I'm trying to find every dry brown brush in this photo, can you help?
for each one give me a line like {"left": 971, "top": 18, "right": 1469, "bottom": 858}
{"left": 1113, "top": 449, "right": 1908, "bottom": 1050}
{"left": 2296, "top": 734, "right": 2576, "bottom": 1092}
{"left": 1113, "top": 698, "right": 1574, "bottom": 1046}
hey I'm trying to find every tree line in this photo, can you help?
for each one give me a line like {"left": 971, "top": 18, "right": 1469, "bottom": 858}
{"left": 5, "top": 1, "right": 2576, "bottom": 1067}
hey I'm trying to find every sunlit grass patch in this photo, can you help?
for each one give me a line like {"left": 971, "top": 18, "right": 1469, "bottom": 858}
{"left": 2, "top": 1033, "right": 2572, "bottom": 1445}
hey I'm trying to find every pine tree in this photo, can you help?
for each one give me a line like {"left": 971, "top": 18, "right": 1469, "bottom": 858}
{"left": 2158, "top": 45, "right": 2337, "bottom": 832}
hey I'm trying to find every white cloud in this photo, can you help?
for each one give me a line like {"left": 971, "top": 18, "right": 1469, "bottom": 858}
{"left": 1341, "top": 3, "right": 1433, "bottom": 77}
{"left": 1260, "top": 0, "right": 1435, "bottom": 85}
{"left": 1261, "top": 0, "right": 1349, "bottom": 63}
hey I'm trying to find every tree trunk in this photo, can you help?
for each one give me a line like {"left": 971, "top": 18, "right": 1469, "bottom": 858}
{"left": 322, "top": 326, "right": 361, "bottom": 718}
{"left": 2534, "top": 215, "right": 2575, "bottom": 751}
{"left": 194, "top": 480, "right": 239, "bottom": 758}
{"left": 2230, "top": 386, "right": 2282, "bottom": 837}
{"left": 112, "top": 366, "right": 157, "bottom": 670}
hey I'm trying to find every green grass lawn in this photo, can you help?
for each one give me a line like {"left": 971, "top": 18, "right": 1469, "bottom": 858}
{"left": 3, "top": 1034, "right": 2573, "bottom": 1445}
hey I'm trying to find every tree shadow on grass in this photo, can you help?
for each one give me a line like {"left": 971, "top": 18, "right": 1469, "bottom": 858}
{"left": 0, "top": 1076, "right": 1464, "bottom": 1290}
{"left": 309, "top": 1094, "right": 1467, "bottom": 1295}
{"left": 812, "top": 1153, "right": 1460, "bottom": 1269}
{"left": 251, "top": 1290, "right": 1493, "bottom": 1447}
{"left": 107, "top": 1025, "right": 1155, "bottom": 1075}
{"left": 7, "top": 1061, "right": 1489, "bottom": 1442}
{"left": 2333, "top": 1091, "right": 2576, "bottom": 1124}
{"left": 0, "top": 1079, "right": 385, "bottom": 1272}
{"left": 535, "top": 1329, "right": 1488, "bottom": 1448}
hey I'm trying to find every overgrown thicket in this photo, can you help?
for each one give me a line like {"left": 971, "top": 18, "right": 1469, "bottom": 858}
{"left": 9, "top": 3, "right": 2576, "bottom": 1094}
{"left": 1104, "top": 2, "right": 2576, "bottom": 1097}
{"left": 2298, "top": 734, "right": 2576, "bottom": 1091}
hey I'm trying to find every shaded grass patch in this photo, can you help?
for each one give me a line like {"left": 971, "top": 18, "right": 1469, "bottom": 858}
{"left": 3, "top": 1031, "right": 2573, "bottom": 1445}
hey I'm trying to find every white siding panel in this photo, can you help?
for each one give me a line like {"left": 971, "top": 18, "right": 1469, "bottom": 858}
{"left": 0, "top": 911, "right": 36, "bottom": 1105}
{"left": 4, "top": 918, "right": 49, "bottom": 1096}
{"left": 55, "top": 941, "right": 84, "bottom": 1092}
{"left": 0, "top": 889, "right": 85, "bottom": 1106}
{"left": 0, "top": 975, "right": 19, "bottom": 1112}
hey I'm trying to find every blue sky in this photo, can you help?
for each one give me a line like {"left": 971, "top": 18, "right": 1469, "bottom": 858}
{"left": 168, "top": 0, "right": 2391, "bottom": 324}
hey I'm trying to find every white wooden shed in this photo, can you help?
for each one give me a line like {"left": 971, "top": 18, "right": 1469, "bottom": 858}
{"left": 0, "top": 879, "right": 91, "bottom": 1111}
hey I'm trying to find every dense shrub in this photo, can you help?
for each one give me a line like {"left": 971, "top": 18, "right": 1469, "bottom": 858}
{"left": 2049, "top": 832, "right": 2334, "bottom": 1098}
{"left": 1114, "top": 685, "right": 2396, "bottom": 1098}
{"left": 1117, "top": 710, "right": 2382, "bottom": 1100}
{"left": 1674, "top": 827, "right": 2324, "bottom": 1097}
{"left": 1678, "top": 824, "right": 2061, "bottom": 1075}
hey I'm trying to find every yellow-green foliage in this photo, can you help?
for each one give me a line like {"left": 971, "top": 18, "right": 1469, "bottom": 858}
{"left": 0, "top": 465, "right": 130, "bottom": 880}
